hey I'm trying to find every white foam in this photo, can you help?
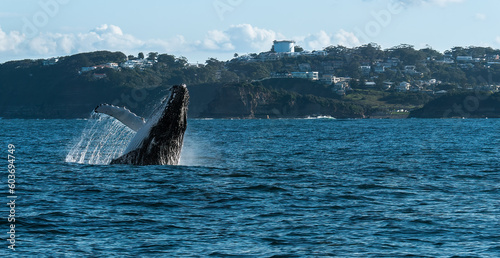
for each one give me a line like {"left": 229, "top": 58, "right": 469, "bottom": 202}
{"left": 65, "top": 113, "right": 136, "bottom": 165}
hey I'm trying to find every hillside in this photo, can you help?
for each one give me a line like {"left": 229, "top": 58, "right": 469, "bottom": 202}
{"left": 409, "top": 92, "right": 500, "bottom": 118}
{"left": 190, "top": 82, "right": 365, "bottom": 119}
{"left": 4, "top": 46, "right": 500, "bottom": 119}
{"left": 0, "top": 51, "right": 422, "bottom": 119}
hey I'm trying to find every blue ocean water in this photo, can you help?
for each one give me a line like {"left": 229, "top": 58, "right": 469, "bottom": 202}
{"left": 1, "top": 118, "right": 500, "bottom": 257}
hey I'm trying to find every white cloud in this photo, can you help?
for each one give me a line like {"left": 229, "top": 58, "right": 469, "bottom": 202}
{"left": 200, "top": 24, "right": 280, "bottom": 53}
{"left": 294, "top": 30, "right": 361, "bottom": 50}
{"left": 0, "top": 24, "right": 194, "bottom": 61}
{"left": 199, "top": 25, "right": 361, "bottom": 54}
{"left": 25, "top": 33, "right": 79, "bottom": 55}
{"left": 78, "top": 24, "right": 143, "bottom": 51}
{"left": 0, "top": 27, "right": 25, "bottom": 52}
{"left": 28, "top": 35, "right": 57, "bottom": 54}
{"left": 17, "top": 24, "right": 147, "bottom": 56}
{"left": 202, "top": 30, "right": 233, "bottom": 50}
{"left": 302, "top": 31, "right": 333, "bottom": 50}
{"left": 57, "top": 34, "right": 75, "bottom": 53}
{"left": 93, "top": 24, "right": 124, "bottom": 36}
{"left": 0, "top": 23, "right": 364, "bottom": 62}
{"left": 334, "top": 30, "right": 361, "bottom": 48}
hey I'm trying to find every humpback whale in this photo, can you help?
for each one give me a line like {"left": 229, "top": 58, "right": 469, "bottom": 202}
{"left": 94, "top": 84, "right": 189, "bottom": 165}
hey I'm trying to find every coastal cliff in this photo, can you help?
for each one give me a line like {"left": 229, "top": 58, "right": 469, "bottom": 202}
{"left": 0, "top": 78, "right": 367, "bottom": 119}
{"left": 5, "top": 50, "right": 491, "bottom": 119}
{"left": 190, "top": 82, "right": 365, "bottom": 119}
{"left": 409, "top": 92, "right": 500, "bottom": 118}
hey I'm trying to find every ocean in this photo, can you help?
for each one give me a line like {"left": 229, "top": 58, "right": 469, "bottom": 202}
{"left": 1, "top": 118, "right": 499, "bottom": 257}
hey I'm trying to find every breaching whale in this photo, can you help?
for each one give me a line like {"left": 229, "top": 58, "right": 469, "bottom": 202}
{"left": 94, "top": 84, "right": 189, "bottom": 165}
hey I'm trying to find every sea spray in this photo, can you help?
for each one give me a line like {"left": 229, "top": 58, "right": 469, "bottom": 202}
{"left": 65, "top": 112, "right": 136, "bottom": 165}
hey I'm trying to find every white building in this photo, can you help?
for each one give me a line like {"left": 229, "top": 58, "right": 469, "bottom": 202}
{"left": 364, "top": 81, "right": 376, "bottom": 88}
{"left": 320, "top": 74, "right": 341, "bottom": 84}
{"left": 273, "top": 40, "right": 295, "bottom": 53}
{"left": 120, "top": 59, "right": 154, "bottom": 69}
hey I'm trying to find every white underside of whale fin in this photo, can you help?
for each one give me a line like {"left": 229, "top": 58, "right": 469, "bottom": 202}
{"left": 122, "top": 97, "right": 169, "bottom": 154}
{"left": 94, "top": 104, "right": 146, "bottom": 132}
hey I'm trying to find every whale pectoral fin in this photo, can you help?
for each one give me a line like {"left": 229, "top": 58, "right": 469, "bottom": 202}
{"left": 94, "top": 104, "right": 146, "bottom": 132}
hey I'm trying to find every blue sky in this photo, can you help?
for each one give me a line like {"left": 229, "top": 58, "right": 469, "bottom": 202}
{"left": 0, "top": 0, "right": 498, "bottom": 63}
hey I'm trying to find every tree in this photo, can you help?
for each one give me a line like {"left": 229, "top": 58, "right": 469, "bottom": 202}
{"left": 206, "top": 57, "right": 220, "bottom": 66}
{"left": 324, "top": 45, "right": 348, "bottom": 55}
{"left": 451, "top": 47, "right": 467, "bottom": 57}
{"left": 157, "top": 54, "right": 176, "bottom": 66}
{"left": 294, "top": 46, "right": 304, "bottom": 52}
{"left": 147, "top": 52, "right": 158, "bottom": 61}
{"left": 138, "top": 52, "right": 145, "bottom": 59}
{"left": 175, "top": 56, "right": 188, "bottom": 68}
{"left": 388, "top": 44, "right": 425, "bottom": 64}
{"left": 357, "top": 43, "right": 383, "bottom": 61}
{"left": 420, "top": 47, "right": 443, "bottom": 60}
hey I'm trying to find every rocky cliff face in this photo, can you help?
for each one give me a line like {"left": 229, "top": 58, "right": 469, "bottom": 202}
{"left": 409, "top": 92, "right": 500, "bottom": 118}
{"left": 189, "top": 83, "right": 365, "bottom": 119}
{"left": 0, "top": 79, "right": 366, "bottom": 119}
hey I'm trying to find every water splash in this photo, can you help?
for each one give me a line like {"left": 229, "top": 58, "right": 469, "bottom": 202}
{"left": 65, "top": 112, "right": 136, "bottom": 165}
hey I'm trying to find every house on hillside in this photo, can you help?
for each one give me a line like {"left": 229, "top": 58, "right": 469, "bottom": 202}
{"left": 364, "top": 81, "right": 376, "bottom": 88}
{"left": 120, "top": 59, "right": 154, "bottom": 69}
{"left": 333, "top": 81, "right": 351, "bottom": 95}
{"left": 320, "top": 74, "right": 341, "bottom": 85}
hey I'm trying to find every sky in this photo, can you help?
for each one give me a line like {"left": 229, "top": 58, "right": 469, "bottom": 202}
{"left": 0, "top": 0, "right": 499, "bottom": 63}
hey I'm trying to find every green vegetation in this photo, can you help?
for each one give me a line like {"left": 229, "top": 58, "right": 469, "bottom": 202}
{"left": 3, "top": 43, "right": 500, "bottom": 118}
